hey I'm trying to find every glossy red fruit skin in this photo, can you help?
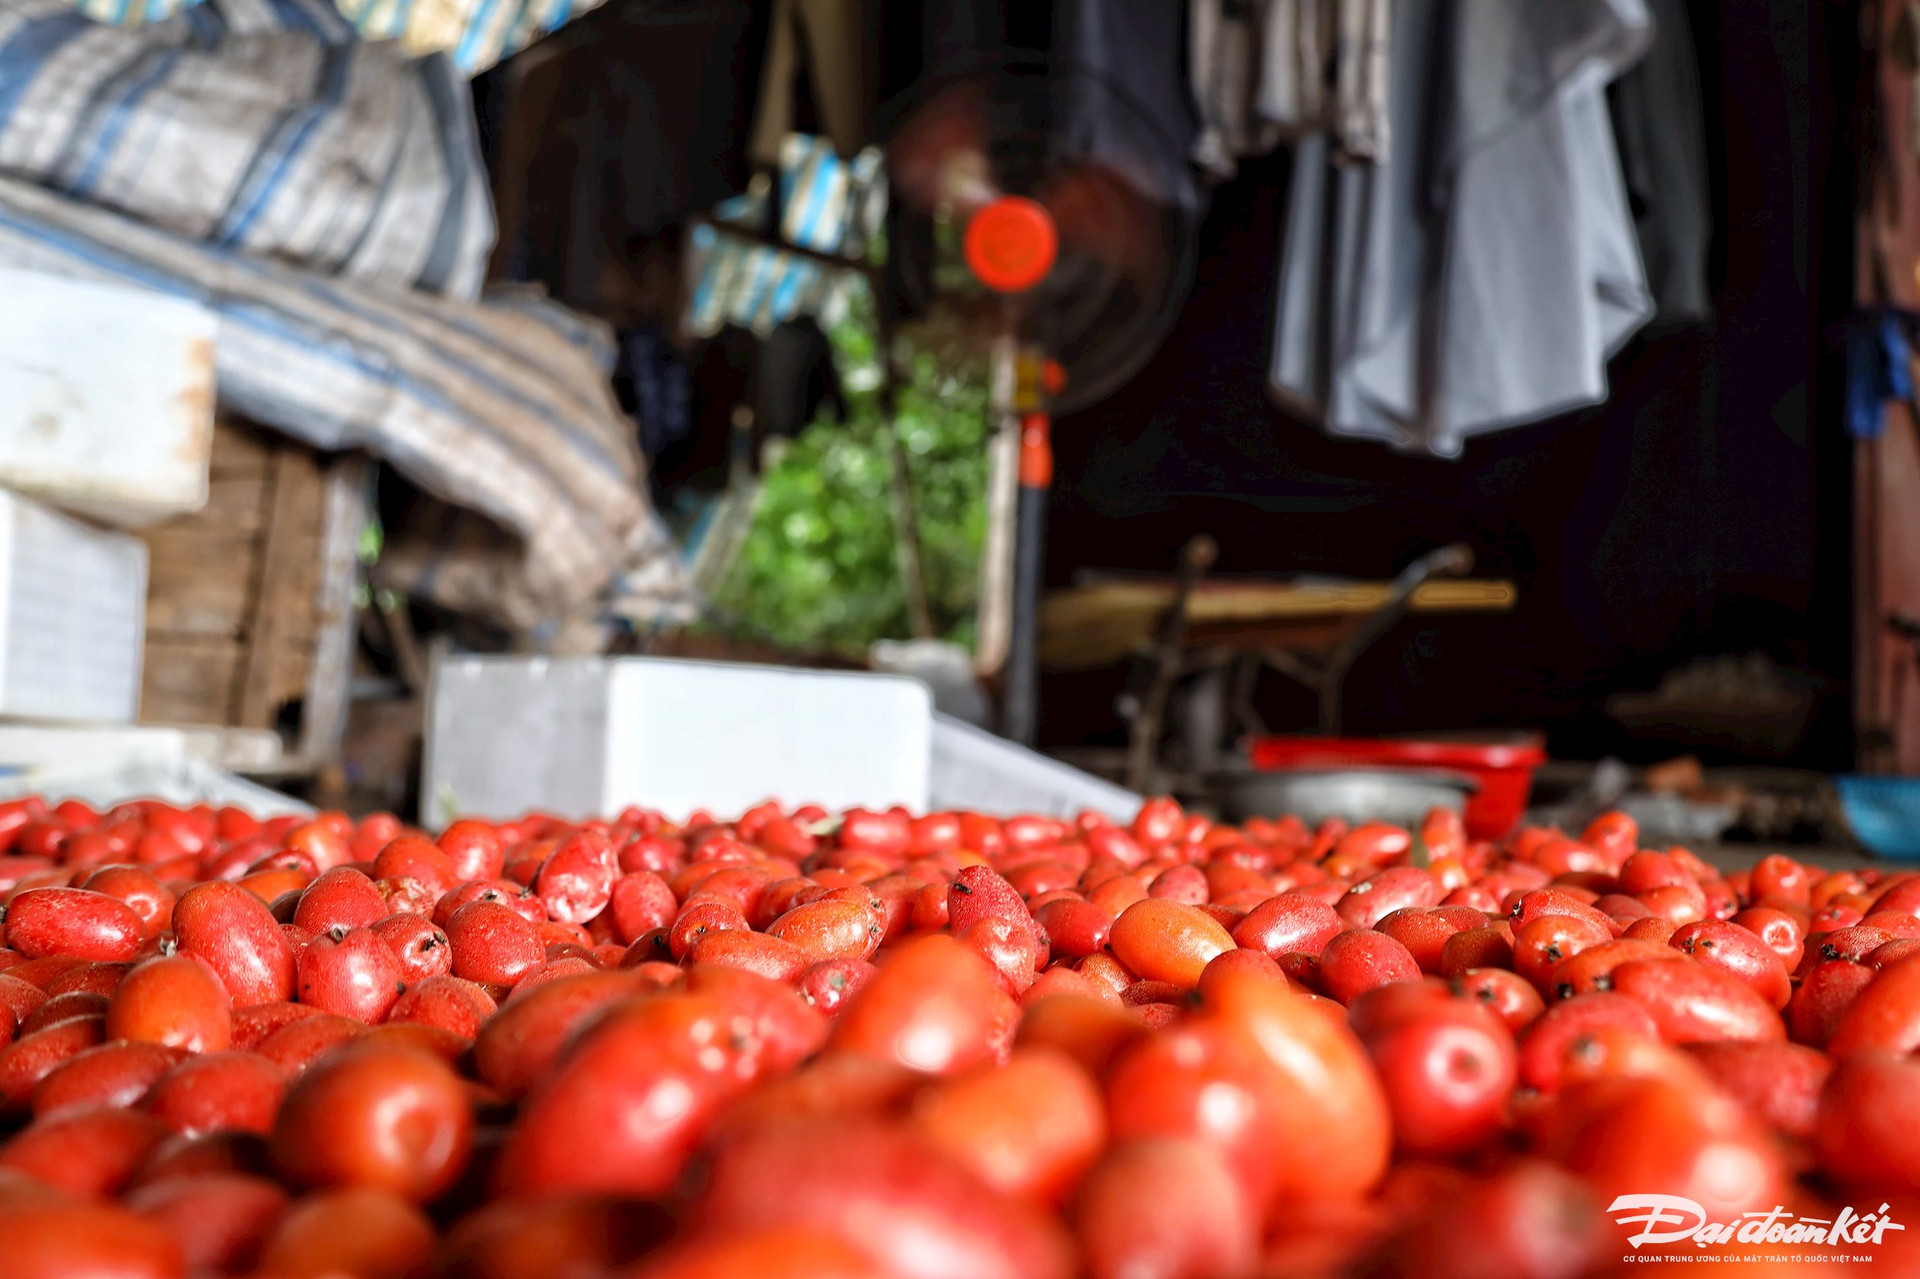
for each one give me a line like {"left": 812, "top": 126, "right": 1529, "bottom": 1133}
{"left": 231, "top": 1001, "right": 322, "bottom": 1052}
{"left": 1684, "top": 1040, "right": 1832, "bottom": 1142}
{"left": 438, "top": 820, "right": 506, "bottom": 882}
{"left": 1318, "top": 930, "right": 1422, "bottom": 1005}
{"left": 434, "top": 879, "right": 545, "bottom": 929}
{"left": 3, "top": 887, "right": 145, "bottom": 960}
{"left": 0, "top": 970, "right": 45, "bottom": 1028}
{"left": 608, "top": 871, "right": 678, "bottom": 944}
{"left": 532, "top": 831, "right": 617, "bottom": 924}
{"left": 832, "top": 934, "right": 1017, "bottom": 1076}
{"left": 291, "top": 867, "right": 388, "bottom": 937}
{"left": 1515, "top": 993, "right": 1661, "bottom": 1092}
{"left": 1358, "top": 999, "right": 1518, "bottom": 1159}
{"left": 472, "top": 970, "right": 636, "bottom": 1100}
{"left": 107, "top": 954, "right": 233, "bottom": 1053}
{"left": 695, "top": 1120, "right": 1075, "bottom": 1279}
{"left": 387, "top": 975, "right": 497, "bottom": 1040}
{"left": 1788, "top": 958, "right": 1877, "bottom": 1047}
{"left": 143, "top": 1051, "right": 289, "bottom": 1136}
{"left": 1104, "top": 1019, "right": 1289, "bottom": 1209}
{"left": 495, "top": 995, "right": 749, "bottom": 1197}
{"left": 173, "top": 882, "right": 296, "bottom": 1006}
{"left": 1449, "top": 968, "right": 1544, "bottom": 1033}
{"left": 371, "top": 836, "right": 458, "bottom": 898}
{"left": 80, "top": 865, "right": 175, "bottom": 940}
{"left": 0, "top": 1193, "right": 185, "bottom": 1279}
{"left": 799, "top": 958, "right": 879, "bottom": 1015}
{"left": 370, "top": 914, "right": 453, "bottom": 986}
{"left": 1827, "top": 953, "right": 1920, "bottom": 1057}
{"left": 1108, "top": 899, "right": 1236, "bottom": 990}
{"left": 1033, "top": 898, "right": 1114, "bottom": 959}
{"left": 0, "top": 1105, "right": 172, "bottom": 1195}
{"left": 1336, "top": 867, "right": 1442, "bottom": 931}
{"left": 124, "top": 1172, "right": 290, "bottom": 1277}
{"left": 255, "top": 1013, "right": 367, "bottom": 1074}
{"left": 0, "top": 1012, "right": 106, "bottom": 1113}
{"left": 297, "top": 927, "right": 405, "bottom": 1024}
{"left": 31, "top": 1040, "right": 186, "bottom": 1117}
{"left": 272, "top": 1042, "right": 475, "bottom": 1201}
{"left": 767, "top": 898, "right": 885, "bottom": 965}
{"left": 1073, "top": 1137, "right": 1256, "bottom": 1279}
{"left": 1669, "top": 918, "right": 1792, "bottom": 1010}
{"left": 255, "top": 1184, "right": 434, "bottom": 1279}
{"left": 1230, "top": 892, "right": 1343, "bottom": 958}
{"left": 1815, "top": 1051, "right": 1920, "bottom": 1194}
{"left": 444, "top": 900, "right": 546, "bottom": 987}
{"left": 689, "top": 929, "right": 810, "bottom": 983}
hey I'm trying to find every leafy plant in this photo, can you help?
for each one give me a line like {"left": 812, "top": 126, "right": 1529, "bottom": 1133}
{"left": 710, "top": 297, "right": 989, "bottom": 656}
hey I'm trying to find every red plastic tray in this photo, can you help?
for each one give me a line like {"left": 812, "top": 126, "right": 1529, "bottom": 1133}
{"left": 1244, "top": 736, "right": 1547, "bottom": 841}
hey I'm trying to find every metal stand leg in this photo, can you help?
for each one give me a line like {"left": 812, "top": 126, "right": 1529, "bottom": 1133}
{"left": 1122, "top": 535, "right": 1217, "bottom": 794}
{"left": 1260, "top": 543, "right": 1474, "bottom": 734}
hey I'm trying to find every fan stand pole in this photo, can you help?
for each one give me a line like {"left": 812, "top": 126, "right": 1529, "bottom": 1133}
{"left": 976, "top": 333, "right": 1021, "bottom": 682}
{"left": 1003, "top": 410, "right": 1051, "bottom": 747}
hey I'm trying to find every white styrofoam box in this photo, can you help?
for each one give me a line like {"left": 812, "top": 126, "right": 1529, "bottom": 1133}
{"left": 423, "top": 656, "right": 933, "bottom": 827}
{"left": 0, "top": 492, "right": 147, "bottom": 722}
{"left": 0, "top": 723, "right": 284, "bottom": 775}
{"left": 0, "top": 267, "right": 217, "bottom": 527}
{"left": 930, "top": 713, "right": 1143, "bottom": 823}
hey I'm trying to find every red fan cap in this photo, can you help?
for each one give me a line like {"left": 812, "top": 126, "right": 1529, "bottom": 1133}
{"left": 964, "top": 196, "right": 1058, "bottom": 293}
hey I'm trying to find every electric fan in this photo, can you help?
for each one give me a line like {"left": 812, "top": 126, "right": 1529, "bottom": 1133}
{"left": 878, "top": 53, "right": 1201, "bottom": 745}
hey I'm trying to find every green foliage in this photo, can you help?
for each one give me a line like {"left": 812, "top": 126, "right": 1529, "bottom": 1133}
{"left": 711, "top": 300, "right": 988, "bottom": 656}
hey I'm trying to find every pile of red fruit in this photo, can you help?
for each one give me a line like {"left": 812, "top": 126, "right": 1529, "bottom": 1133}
{"left": 1, "top": 793, "right": 1919, "bottom": 1278}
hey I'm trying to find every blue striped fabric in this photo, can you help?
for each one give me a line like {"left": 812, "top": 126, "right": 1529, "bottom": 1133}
{"left": 0, "top": 0, "right": 495, "bottom": 300}
{"left": 686, "top": 134, "right": 886, "bottom": 338}
{"left": 47, "top": 0, "right": 591, "bottom": 71}
{"left": 0, "top": 172, "right": 686, "bottom": 629}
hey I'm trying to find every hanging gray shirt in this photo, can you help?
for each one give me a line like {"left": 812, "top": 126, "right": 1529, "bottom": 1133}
{"left": 1270, "top": 0, "right": 1654, "bottom": 457}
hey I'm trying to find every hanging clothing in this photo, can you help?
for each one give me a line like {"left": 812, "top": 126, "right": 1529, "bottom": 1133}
{"left": 1053, "top": 0, "right": 1201, "bottom": 210}
{"left": 1194, "top": 0, "right": 1392, "bottom": 179}
{"left": 1329, "top": 0, "right": 1391, "bottom": 162}
{"left": 1191, "top": 0, "right": 1284, "bottom": 180}
{"left": 618, "top": 328, "right": 695, "bottom": 463}
{"left": 1270, "top": 0, "right": 1654, "bottom": 458}
{"left": 749, "top": 0, "right": 877, "bottom": 169}
{"left": 1608, "top": 0, "right": 1714, "bottom": 330}
{"left": 497, "top": 0, "right": 760, "bottom": 316}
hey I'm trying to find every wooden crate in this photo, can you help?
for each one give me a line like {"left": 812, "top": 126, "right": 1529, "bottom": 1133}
{"left": 137, "top": 419, "right": 367, "bottom": 770}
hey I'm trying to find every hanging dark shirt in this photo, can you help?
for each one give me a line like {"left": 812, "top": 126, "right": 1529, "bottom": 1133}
{"left": 1608, "top": 0, "right": 1715, "bottom": 330}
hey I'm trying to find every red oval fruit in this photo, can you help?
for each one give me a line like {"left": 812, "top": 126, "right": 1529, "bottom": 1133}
{"left": 107, "top": 954, "right": 233, "bottom": 1053}
{"left": 0, "top": 1195, "right": 184, "bottom": 1279}
{"left": 173, "top": 882, "right": 296, "bottom": 1006}
{"left": 3, "top": 888, "right": 144, "bottom": 961}
{"left": 831, "top": 934, "right": 1013, "bottom": 1076}
{"left": 444, "top": 900, "right": 546, "bottom": 988}
{"left": 125, "top": 1172, "right": 289, "bottom": 1277}
{"left": 1109, "top": 900, "right": 1235, "bottom": 990}
{"left": 31, "top": 1040, "right": 185, "bottom": 1117}
{"left": 296, "top": 926, "right": 405, "bottom": 1024}
{"left": 145, "top": 1051, "right": 289, "bottom": 1136}
{"left": 1074, "top": 1138, "right": 1257, "bottom": 1279}
{"left": 696, "top": 1120, "right": 1074, "bottom": 1279}
{"left": 273, "top": 1042, "right": 473, "bottom": 1201}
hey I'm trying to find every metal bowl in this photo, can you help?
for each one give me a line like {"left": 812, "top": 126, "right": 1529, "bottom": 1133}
{"left": 1212, "top": 767, "right": 1478, "bottom": 828}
